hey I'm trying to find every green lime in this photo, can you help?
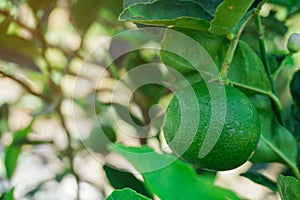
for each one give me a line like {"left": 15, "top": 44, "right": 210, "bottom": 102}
{"left": 163, "top": 82, "right": 260, "bottom": 171}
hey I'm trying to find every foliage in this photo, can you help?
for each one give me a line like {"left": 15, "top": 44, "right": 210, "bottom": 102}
{"left": 0, "top": 0, "right": 300, "bottom": 199}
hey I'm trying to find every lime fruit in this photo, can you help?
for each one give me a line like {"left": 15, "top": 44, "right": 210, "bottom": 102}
{"left": 163, "top": 82, "right": 260, "bottom": 171}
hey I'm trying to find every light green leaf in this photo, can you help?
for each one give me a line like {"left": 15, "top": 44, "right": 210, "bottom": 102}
{"left": 278, "top": 175, "right": 300, "bottom": 200}
{"left": 109, "top": 144, "right": 240, "bottom": 200}
{"left": 106, "top": 188, "right": 151, "bottom": 200}
{"left": 13, "top": 119, "right": 34, "bottom": 143}
{"left": 209, "top": 0, "right": 255, "bottom": 35}
{"left": 5, "top": 120, "right": 34, "bottom": 179}
{"left": 5, "top": 145, "right": 21, "bottom": 179}
{"left": 2, "top": 188, "right": 14, "bottom": 200}
{"left": 119, "top": 0, "right": 212, "bottom": 31}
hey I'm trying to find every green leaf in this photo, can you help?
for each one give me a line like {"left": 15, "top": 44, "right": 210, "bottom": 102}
{"left": 160, "top": 28, "right": 226, "bottom": 78}
{"left": 0, "top": 16, "right": 12, "bottom": 38}
{"left": 0, "top": 103, "right": 9, "bottom": 135}
{"left": 269, "top": 0, "right": 300, "bottom": 16}
{"left": 0, "top": 35, "right": 41, "bottom": 71}
{"left": 5, "top": 120, "right": 34, "bottom": 179}
{"left": 106, "top": 188, "right": 151, "bottom": 200}
{"left": 109, "top": 144, "right": 240, "bottom": 200}
{"left": 290, "top": 70, "right": 300, "bottom": 107}
{"left": 5, "top": 145, "right": 21, "bottom": 179}
{"left": 241, "top": 171, "right": 277, "bottom": 191}
{"left": 160, "top": 28, "right": 271, "bottom": 93}
{"left": 71, "top": 0, "right": 102, "bottom": 33}
{"left": 103, "top": 165, "right": 151, "bottom": 198}
{"left": 119, "top": 0, "right": 213, "bottom": 31}
{"left": 84, "top": 125, "right": 116, "bottom": 154}
{"left": 250, "top": 95, "right": 298, "bottom": 168}
{"left": 227, "top": 40, "right": 272, "bottom": 93}
{"left": 278, "top": 175, "right": 300, "bottom": 200}
{"left": 12, "top": 119, "right": 34, "bottom": 144}
{"left": 27, "top": 0, "right": 57, "bottom": 13}
{"left": 209, "top": 0, "right": 255, "bottom": 35}
{"left": 2, "top": 188, "right": 14, "bottom": 200}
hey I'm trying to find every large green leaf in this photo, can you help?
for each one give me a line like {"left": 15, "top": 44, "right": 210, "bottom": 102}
{"left": 250, "top": 95, "right": 298, "bottom": 168}
{"left": 106, "top": 188, "right": 151, "bottom": 200}
{"left": 103, "top": 165, "right": 151, "bottom": 198}
{"left": 120, "top": 0, "right": 213, "bottom": 31}
{"left": 209, "top": 0, "right": 255, "bottom": 35}
{"left": 109, "top": 144, "right": 240, "bottom": 200}
{"left": 278, "top": 175, "right": 300, "bottom": 200}
{"left": 227, "top": 40, "right": 272, "bottom": 93}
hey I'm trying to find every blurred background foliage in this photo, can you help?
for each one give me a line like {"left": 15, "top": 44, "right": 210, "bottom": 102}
{"left": 0, "top": 0, "right": 299, "bottom": 200}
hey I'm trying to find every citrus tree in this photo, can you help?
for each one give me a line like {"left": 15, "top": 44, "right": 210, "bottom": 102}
{"left": 0, "top": 0, "right": 300, "bottom": 200}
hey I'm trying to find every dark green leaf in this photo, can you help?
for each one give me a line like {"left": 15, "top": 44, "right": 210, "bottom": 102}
{"left": 119, "top": 0, "right": 212, "bottom": 31}
{"left": 71, "top": 0, "right": 102, "bottom": 33}
{"left": 187, "top": 0, "right": 223, "bottom": 16}
{"left": 269, "top": 0, "right": 300, "bottom": 16}
{"left": 109, "top": 144, "right": 240, "bottom": 200}
{"left": 278, "top": 175, "right": 300, "bottom": 200}
{"left": 0, "top": 103, "right": 9, "bottom": 135}
{"left": 0, "top": 16, "right": 13, "bottom": 38}
{"left": 250, "top": 95, "right": 298, "bottom": 167}
{"left": 209, "top": 0, "right": 255, "bottom": 35}
{"left": 106, "top": 188, "right": 151, "bottom": 200}
{"left": 0, "top": 35, "right": 41, "bottom": 71}
{"left": 290, "top": 70, "right": 300, "bottom": 107}
{"left": 103, "top": 165, "right": 151, "bottom": 198}
{"left": 27, "top": 0, "right": 57, "bottom": 13}
{"left": 241, "top": 171, "right": 277, "bottom": 191}
{"left": 5, "top": 145, "right": 21, "bottom": 179}
{"left": 228, "top": 40, "right": 272, "bottom": 93}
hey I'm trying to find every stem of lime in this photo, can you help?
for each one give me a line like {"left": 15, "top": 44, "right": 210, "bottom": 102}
{"left": 221, "top": 10, "right": 256, "bottom": 80}
{"left": 272, "top": 52, "right": 293, "bottom": 80}
{"left": 255, "top": 13, "right": 285, "bottom": 126}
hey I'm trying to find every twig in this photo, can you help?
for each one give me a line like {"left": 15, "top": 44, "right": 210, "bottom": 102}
{"left": 57, "top": 108, "right": 81, "bottom": 200}
{"left": 221, "top": 10, "right": 256, "bottom": 79}
{"left": 272, "top": 52, "right": 293, "bottom": 80}
{"left": 255, "top": 13, "right": 285, "bottom": 126}
{"left": 0, "top": 69, "right": 43, "bottom": 98}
